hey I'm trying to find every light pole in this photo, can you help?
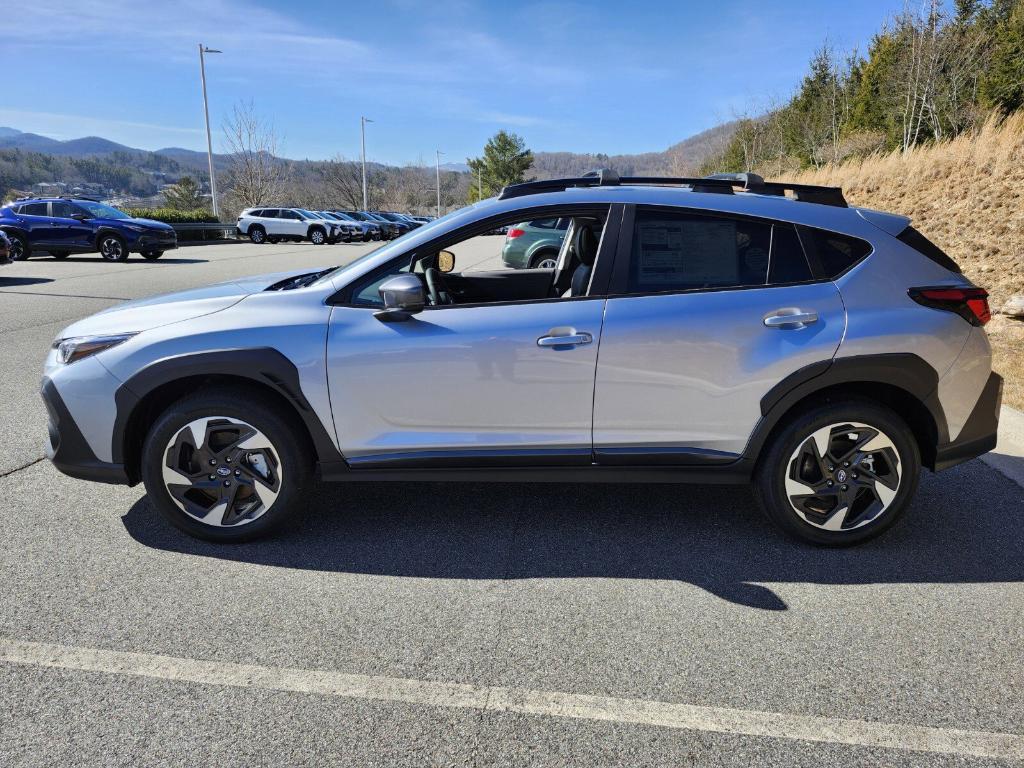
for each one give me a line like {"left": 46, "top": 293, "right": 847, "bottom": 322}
{"left": 198, "top": 44, "right": 221, "bottom": 218}
{"left": 360, "top": 117, "right": 373, "bottom": 211}
{"left": 435, "top": 149, "right": 444, "bottom": 217}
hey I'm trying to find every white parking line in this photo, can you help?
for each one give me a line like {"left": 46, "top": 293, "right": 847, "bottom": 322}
{"left": 2, "top": 638, "right": 1022, "bottom": 760}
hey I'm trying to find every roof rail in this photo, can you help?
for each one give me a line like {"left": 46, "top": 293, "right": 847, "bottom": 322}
{"left": 497, "top": 169, "right": 847, "bottom": 207}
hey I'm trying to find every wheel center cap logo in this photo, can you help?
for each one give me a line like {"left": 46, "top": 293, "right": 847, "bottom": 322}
{"left": 836, "top": 469, "right": 848, "bottom": 483}
{"left": 216, "top": 466, "right": 231, "bottom": 477}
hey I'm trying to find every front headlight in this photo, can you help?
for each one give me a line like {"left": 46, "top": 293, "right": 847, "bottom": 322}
{"left": 53, "top": 333, "right": 137, "bottom": 365}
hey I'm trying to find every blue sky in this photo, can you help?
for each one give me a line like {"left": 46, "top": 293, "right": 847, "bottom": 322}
{"left": 2, "top": 0, "right": 908, "bottom": 166}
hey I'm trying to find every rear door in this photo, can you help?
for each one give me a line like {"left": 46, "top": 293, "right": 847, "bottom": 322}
{"left": 16, "top": 202, "right": 54, "bottom": 248}
{"left": 592, "top": 205, "right": 846, "bottom": 462}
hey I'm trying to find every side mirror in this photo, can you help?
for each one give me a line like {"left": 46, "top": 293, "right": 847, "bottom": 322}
{"left": 437, "top": 249, "right": 456, "bottom": 273}
{"left": 375, "top": 274, "right": 424, "bottom": 322}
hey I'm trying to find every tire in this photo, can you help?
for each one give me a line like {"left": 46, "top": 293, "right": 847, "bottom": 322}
{"left": 141, "top": 250, "right": 164, "bottom": 260}
{"left": 6, "top": 232, "right": 29, "bottom": 260}
{"left": 50, "top": 251, "right": 70, "bottom": 260}
{"left": 98, "top": 233, "right": 128, "bottom": 261}
{"left": 753, "top": 398, "right": 920, "bottom": 546}
{"left": 529, "top": 251, "right": 558, "bottom": 269}
{"left": 249, "top": 225, "right": 267, "bottom": 244}
{"left": 308, "top": 226, "right": 327, "bottom": 245}
{"left": 141, "top": 387, "right": 313, "bottom": 543}
{"left": 267, "top": 236, "right": 280, "bottom": 244}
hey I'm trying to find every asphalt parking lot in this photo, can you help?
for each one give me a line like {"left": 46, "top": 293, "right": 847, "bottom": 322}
{"left": 1, "top": 241, "right": 1023, "bottom": 766}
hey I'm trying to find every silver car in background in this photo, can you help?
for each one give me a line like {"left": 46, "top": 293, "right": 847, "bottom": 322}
{"left": 41, "top": 171, "right": 1000, "bottom": 546}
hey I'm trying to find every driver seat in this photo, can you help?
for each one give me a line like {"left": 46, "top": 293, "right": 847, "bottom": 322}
{"left": 569, "top": 224, "right": 598, "bottom": 296}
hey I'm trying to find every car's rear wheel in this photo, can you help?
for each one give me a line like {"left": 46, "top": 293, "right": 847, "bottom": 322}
{"left": 753, "top": 399, "right": 920, "bottom": 546}
{"left": 141, "top": 388, "right": 313, "bottom": 542}
{"left": 309, "top": 226, "right": 326, "bottom": 245}
{"left": 7, "top": 233, "right": 29, "bottom": 260}
{"left": 98, "top": 234, "right": 128, "bottom": 261}
{"left": 141, "top": 250, "right": 164, "bottom": 260}
{"left": 50, "top": 251, "right": 69, "bottom": 260}
{"left": 530, "top": 251, "right": 558, "bottom": 269}
{"left": 249, "top": 225, "right": 267, "bottom": 244}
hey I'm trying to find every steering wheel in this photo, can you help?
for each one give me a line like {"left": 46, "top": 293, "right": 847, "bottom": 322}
{"left": 425, "top": 267, "right": 452, "bottom": 306}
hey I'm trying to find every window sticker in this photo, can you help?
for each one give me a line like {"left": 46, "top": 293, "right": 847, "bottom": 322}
{"left": 636, "top": 219, "right": 739, "bottom": 286}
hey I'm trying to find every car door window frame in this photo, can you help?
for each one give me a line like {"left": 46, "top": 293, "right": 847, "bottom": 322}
{"left": 329, "top": 203, "right": 625, "bottom": 309}
{"left": 606, "top": 204, "right": 823, "bottom": 298}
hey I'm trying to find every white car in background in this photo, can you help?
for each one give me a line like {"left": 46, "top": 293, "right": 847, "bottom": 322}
{"left": 236, "top": 207, "right": 342, "bottom": 245}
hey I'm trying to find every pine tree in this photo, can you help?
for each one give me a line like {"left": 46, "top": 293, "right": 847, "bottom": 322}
{"left": 163, "top": 175, "right": 206, "bottom": 210}
{"left": 466, "top": 131, "right": 534, "bottom": 202}
{"left": 980, "top": 0, "right": 1024, "bottom": 113}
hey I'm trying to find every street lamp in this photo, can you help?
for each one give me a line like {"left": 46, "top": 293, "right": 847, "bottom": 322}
{"left": 198, "top": 44, "right": 221, "bottom": 218}
{"left": 361, "top": 116, "right": 373, "bottom": 211}
{"left": 435, "top": 149, "right": 444, "bottom": 217}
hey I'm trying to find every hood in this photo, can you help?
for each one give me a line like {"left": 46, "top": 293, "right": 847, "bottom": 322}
{"left": 56, "top": 266, "right": 329, "bottom": 338}
{"left": 128, "top": 217, "right": 175, "bottom": 230}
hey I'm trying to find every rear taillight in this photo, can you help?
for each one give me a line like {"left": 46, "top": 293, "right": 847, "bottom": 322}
{"left": 506, "top": 228, "right": 525, "bottom": 239}
{"left": 909, "top": 286, "right": 991, "bottom": 326}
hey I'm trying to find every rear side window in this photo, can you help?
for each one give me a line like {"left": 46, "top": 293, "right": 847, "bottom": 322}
{"left": 19, "top": 202, "right": 49, "bottom": 216}
{"left": 626, "top": 209, "right": 812, "bottom": 293}
{"left": 897, "top": 226, "right": 961, "bottom": 273}
{"left": 798, "top": 226, "right": 872, "bottom": 278}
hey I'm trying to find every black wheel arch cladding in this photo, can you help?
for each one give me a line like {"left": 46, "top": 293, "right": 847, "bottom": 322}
{"left": 112, "top": 348, "right": 342, "bottom": 479}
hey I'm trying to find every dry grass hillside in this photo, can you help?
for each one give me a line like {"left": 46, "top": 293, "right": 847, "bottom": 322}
{"left": 791, "top": 113, "right": 1024, "bottom": 410}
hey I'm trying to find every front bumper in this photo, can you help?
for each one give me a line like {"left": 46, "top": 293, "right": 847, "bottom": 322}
{"left": 41, "top": 377, "right": 129, "bottom": 485}
{"left": 135, "top": 232, "right": 178, "bottom": 251}
{"left": 934, "top": 371, "right": 1003, "bottom": 471}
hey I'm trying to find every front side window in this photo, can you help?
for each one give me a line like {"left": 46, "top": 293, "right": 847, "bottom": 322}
{"left": 626, "top": 209, "right": 812, "bottom": 294}
{"left": 52, "top": 201, "right": 76, "bottom": 218}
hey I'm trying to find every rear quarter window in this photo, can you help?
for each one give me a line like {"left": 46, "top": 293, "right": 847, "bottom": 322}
{"left": 797, "top": 226, "right": 872, "bottom": 279}
{"left": 896, "top": 226, "right": 961, "bottom": 273}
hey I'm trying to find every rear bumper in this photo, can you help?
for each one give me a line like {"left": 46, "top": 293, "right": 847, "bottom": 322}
{"left": 934, "top": 372, "right": 1002, "bottom": 471}
{"left": 41, "top": 377, "right": 130, "bottom": 485}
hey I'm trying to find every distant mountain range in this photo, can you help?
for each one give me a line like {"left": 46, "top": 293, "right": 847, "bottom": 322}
{"left": 0, "top": 127, "right": 227, "bottom": 171}
{"left": 0, "top": 123, "right": 736, "bottom": 178}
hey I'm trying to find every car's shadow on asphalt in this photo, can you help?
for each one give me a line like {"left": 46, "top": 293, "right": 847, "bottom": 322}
{"left": 46, "top": 256, "right": 209, "bottom": 264}
{"left": 121, "top": 459, "right": 1024, "bottom": 612}
{"left": 0, "top": 277, "right": 54, "bottom": 287}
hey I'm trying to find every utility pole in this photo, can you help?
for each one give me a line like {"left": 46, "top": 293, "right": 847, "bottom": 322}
{"left": 478, "top": 166, "right": 482, "bottom": 200}
{"left": 198, "top": 44, "right": 222, "bottom": 218}
{"left": 435, "top": 149, "right": 444, "bottom": 217}
{"left": 360, "top": 116, "right": 373, "bottom": 211}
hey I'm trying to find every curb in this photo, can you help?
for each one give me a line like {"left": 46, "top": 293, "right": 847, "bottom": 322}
{"left": 981, "top": 405, "right": 1024, "bottom": 488}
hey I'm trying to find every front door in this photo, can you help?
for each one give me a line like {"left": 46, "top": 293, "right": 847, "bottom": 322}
{"left": 593, "top": 206, "right": 847, "bottom": 461}
{"left": 50, "top": 201, "right": 94, "bottom": 251}
{"left": 327, "top": 300, "right": 606, "bottom": 465}
{"left": 325, "top": 207, "right": 616, "bottom": 467}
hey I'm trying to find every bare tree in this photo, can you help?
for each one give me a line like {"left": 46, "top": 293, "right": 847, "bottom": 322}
{"left": 221, "top": 101, "right": 286, "bottom": 211}
{"left": 319, "top": 155, "right": 366, "bottom": 209}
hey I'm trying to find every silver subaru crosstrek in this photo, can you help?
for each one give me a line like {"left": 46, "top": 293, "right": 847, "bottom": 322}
{"left": 41, "top": 171, "right": 1001, "bottom": 545}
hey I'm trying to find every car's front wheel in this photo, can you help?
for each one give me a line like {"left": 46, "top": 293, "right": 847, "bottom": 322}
{"left": 141, "top": 388, "right": 313, "bottom": 542}
{"left": 98, "top": 234, "right": 128, "bottom": 261}
{"left": 753, "top": 399, "right": 920, "bottom": 546}
{"left": 308, "top": 226, "right": 327, "bottom": 245}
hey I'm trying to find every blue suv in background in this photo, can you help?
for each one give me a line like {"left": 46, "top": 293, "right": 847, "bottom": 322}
{"left": 0, "top": 198, "right": 177, "bottom": 261}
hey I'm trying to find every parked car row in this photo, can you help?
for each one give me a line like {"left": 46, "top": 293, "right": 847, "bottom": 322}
{"left": 236, "top": 207, "right": 435, "bottom": 245}
{"left": 0, "top": 197, "right": 178, "bottom": 261}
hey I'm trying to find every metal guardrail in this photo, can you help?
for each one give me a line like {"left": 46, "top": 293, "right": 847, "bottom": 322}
{"left": 170, "top": 222, "right": 238, "bottom": 241}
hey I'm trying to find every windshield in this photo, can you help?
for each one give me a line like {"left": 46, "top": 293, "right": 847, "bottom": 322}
{"left": 78, "top": 201, "right": 130, "bottom": 219}
{"left": 333, "top": 212, "right": 355, "bottom": 221}
{"left": 297, "top": 209, "right": 323, "bottom": 219}
{"left": 310, "top": 203, "right": 478, "bottom": 287}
